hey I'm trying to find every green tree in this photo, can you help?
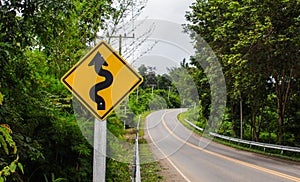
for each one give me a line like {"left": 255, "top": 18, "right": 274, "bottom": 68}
{"left": 157, "top": 74, "right": 172, "bottom": 90}
{"left": 186, "top": 0, "right": 300, "bottom": 144}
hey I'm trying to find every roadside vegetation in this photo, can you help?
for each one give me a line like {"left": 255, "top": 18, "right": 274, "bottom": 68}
{"left": 182, "top": 0, "right": 300, "bottom": 148}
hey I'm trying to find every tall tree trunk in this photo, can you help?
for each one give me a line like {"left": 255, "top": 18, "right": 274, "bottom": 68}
{"left": 231, "top": 103, "right": 236, "bottom": 137}
{"left": 252, "top": 112, "right": 259, "bottom": 142}
{"left": 274, "top": 69, "right": 293, "bottom": 145}
{"left": 278, "top": 114, "right": 284, "bottom": 144}
{"left": 277, "top": 96, "right": 284, "bottom": 144}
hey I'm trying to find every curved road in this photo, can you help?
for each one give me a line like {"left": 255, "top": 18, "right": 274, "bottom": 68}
{"left": 145, "top": 109, "right": 300, "bottom": 182}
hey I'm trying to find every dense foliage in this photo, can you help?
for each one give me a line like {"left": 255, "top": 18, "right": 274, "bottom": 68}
{"left": 185, "top": 0, "right": 300, "bottom": 145}
{"left": 0, "top": 0, "right": 114, "bottom": 181}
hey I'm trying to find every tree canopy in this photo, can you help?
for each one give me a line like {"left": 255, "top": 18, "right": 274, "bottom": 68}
{"left": 185, "top": 0, "right": 300, "bottom": 144}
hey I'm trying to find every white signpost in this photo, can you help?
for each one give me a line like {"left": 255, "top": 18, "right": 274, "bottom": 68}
{"left": 93, "top": 119, "right": 107, "bottom": 182}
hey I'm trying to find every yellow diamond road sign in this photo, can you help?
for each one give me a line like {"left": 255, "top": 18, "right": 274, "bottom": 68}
{"left": 61, "top": 40, "right": 143, "bottom": 120}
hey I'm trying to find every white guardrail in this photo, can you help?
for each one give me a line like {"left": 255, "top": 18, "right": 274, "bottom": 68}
{"left": 131, "top": 116, "right": 141, "bottom": 182}
{"left": 184, "top": 119, "right": 300, "bottom": 154}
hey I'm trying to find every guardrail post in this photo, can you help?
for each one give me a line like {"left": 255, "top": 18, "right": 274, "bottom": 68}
{"left": 131, "top": 155, "right": 136, "bottom": 182}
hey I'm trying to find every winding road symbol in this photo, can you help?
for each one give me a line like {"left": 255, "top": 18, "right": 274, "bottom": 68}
{"left": 88, "top": 52, "right": 113, "bottom": 110}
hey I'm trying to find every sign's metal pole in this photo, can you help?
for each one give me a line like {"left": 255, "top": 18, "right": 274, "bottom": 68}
{"left": 93, "top": 119, "right": 107, "bottom": 182}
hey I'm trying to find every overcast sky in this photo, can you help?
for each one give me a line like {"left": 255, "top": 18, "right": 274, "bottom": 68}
{"left": 129, "top": 0, "right": 196, "bottom": 74}
{"left": 111, "top": 0, "right": 197, "bottom": 74}
{"left": 139, "top": 0, "right": 196, "bottom": 23}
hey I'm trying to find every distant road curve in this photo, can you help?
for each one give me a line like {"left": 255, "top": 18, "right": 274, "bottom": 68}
{"left": 145, "top": 109, "right": 300, "bottom": 182}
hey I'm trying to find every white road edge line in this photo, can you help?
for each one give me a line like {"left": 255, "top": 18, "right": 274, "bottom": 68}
{"left": 146, "top": 110, "right": 192, "bottom": 182}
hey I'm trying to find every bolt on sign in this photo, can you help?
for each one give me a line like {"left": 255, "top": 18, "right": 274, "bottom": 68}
{"left": 61, "top": 41, "right": 143, "bottom": 120}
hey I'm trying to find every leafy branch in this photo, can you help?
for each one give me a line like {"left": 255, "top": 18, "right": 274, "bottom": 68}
{"left": 0, "top": 124, "right": 24, "bottom": 182}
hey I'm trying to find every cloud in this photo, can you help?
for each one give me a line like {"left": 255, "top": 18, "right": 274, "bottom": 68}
{"left": 139, "top": 0, "right": 195, "bottom": 23}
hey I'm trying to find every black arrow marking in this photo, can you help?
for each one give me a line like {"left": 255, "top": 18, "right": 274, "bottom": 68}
{"left": 88, "top": 52, "right": 113, "bottom": 110}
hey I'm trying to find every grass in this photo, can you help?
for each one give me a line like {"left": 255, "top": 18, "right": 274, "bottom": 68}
{"left": 139, "top": 138, "right": 163, "bottom": 181}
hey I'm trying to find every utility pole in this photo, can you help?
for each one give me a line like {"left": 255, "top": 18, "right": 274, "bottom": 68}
{"left": 152, "top": 86, "right": 154, "bottom": 95}
{"left": 150, "top": 84, "right": 155, "bottom": 95}
{"left": 110, "top": 34, "right": 135, "bottom": 131}
{"left": 109, "top": 34, "right": 135, "bottom": 55}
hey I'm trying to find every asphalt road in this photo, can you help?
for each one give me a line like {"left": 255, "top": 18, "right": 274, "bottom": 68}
{"left": 145, "top": 109, "right": 300, "bottom": 182}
